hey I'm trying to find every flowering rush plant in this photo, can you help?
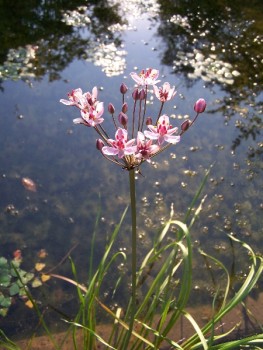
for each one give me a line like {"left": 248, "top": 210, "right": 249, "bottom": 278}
{"left": 60, "top": 68, "right": 206, "bottom": 347}
{"left": 60, "top": 68, "right": 206, "bottom": 172}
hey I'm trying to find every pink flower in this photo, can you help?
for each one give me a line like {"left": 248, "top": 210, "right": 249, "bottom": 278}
{"left": 83, "top": 86, "right": 98, "bottom": 106}
{"left": 144, "top": 115, "right": 180, "bottom": 146}
{"left": 60, "top": 88, "right": 87, "bottom": 109}
{"left": 130, "top": 68, "right": 161, "bottom": 86}
{"left": 102, "top": 128, "right": 136, "bottom": 159}
{"left": 73, "top": 101, "right": 104, "bottom": 127}
{"left": 135, "top": 131, "right": 159, "bottom": 161}
{"left": 60, "top": 87, "right": 98, "bottom": 110}
{"left": 153, "top": 82, "right": 176, "bottom": 102}
{"left": 194, "top": 98, "right": 206, "bottom": 113}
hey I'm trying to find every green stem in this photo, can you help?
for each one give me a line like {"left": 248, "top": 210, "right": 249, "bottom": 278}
{"left": 129, "top": 168, "right": 137, "bottom": 320}
{"left": 123, "top": 168, "right": 137, "bottom": 347}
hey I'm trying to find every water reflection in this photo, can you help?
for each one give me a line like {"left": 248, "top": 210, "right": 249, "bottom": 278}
{"left": 156, "top": 0, "right": 263, "bottom": 160}
{"left": 0, "top": 0, "right": 124, "bottom": 82}
{"left": 157, "top": 0, "right": 263, "bottom": 89}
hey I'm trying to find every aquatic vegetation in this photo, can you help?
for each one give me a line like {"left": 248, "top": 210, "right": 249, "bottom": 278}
{"left": 0, "top": 250, "right": 48, "bottom": 317}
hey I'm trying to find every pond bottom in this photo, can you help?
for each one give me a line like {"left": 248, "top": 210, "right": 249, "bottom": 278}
{"left": 12, "top": 292, "right": 263, "bottom": 350}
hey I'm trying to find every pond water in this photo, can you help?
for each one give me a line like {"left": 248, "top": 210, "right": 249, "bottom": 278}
{"left": 0, "top": 0, "right": 262, "bottom": 341}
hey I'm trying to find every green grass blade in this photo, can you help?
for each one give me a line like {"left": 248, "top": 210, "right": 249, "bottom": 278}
{"left": 183, "top": 310, "right": 208, "bottom": 350}
{"left": 0, "top": 330, "right": 21, "bottom": 350}
{"left": 183, "top": 165, "right": 212, "bottom": 227}
{"left": 209, "top": 333, "right": 263, "bottom": 349}
{"left": 181, "top": 236, "right": 263, "bottom": 349}
{"left": 64, "top": 320, "right": 117, "bottom": 350}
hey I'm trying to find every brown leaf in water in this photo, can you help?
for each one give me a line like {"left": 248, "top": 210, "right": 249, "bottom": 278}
{"left": 21, "top": 177, "right": 37, "bottom": 192}
{"left": 25, "top": 300, "right": 34, "bottom": 308}
{"left": 37, "top": 249, "right": 48, "bottom": 259}
{"left": 41, "top": 274, "right": 51, "bottom": 282}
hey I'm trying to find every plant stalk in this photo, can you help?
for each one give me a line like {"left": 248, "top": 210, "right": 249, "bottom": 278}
{"left": 123, "top": 168, "right": 137, "bottom": 348}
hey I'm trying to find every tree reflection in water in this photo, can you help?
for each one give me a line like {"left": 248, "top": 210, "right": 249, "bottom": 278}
{"left": 0, "top": 0, "right": 261, "bottom": 153}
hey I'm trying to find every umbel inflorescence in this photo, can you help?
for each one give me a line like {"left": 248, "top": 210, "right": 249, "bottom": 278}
{"left": 60, "top": 68, "right": 206, "bottom": 171}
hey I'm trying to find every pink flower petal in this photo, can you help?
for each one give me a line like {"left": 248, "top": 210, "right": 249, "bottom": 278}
{"left": 164, "top": 135, "right": 180, "bottom": 144}
{"left": 102, "top": 146, "right": 119, "bottom": 156}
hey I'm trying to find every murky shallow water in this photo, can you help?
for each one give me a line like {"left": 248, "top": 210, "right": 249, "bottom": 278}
{"left": 0, "top": 0, "right": 262, "bottom": 340}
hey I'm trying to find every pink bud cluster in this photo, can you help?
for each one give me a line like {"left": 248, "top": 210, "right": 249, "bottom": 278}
{"left": 60, "top": 68, "right": 206, "bottom": 171}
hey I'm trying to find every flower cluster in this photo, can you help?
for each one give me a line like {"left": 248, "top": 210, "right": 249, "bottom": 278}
{"left": 60, "top": 68, "right": 206, "bottom": 171}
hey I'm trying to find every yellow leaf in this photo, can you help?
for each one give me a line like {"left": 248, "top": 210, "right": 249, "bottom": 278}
{"left": 32, "top": 278, "right": 42, "bottom": 288}
{"left": 41, "top": 274, "right": 50, "bottom": 282}
{"left": 25, "top": 300, "right": 34, "bottom": 308}
{"left": 35, "top": 263, "right": 46, "bottom": 272}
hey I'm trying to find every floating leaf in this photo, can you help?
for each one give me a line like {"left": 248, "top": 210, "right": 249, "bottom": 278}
{"left": 0, "top": 307, "right": 8, "bottom": 317}
{"left": 0, "top": 295, "right": 11, "bottom": 308}
{"left": 41, "top": 274, "right": 50, "bottom": 282}
{"left": 35, "top": 263, "right": 46, "bottom": 272}
{"left": 10, "top": 259, "right": 22, "bottom": 270}
{"left": 0, "top": 273, "right": 11, "bottom": 287}
{"left": 19, "top": 288, "right": 27, "bottom": 297}
{"left": 21, "top": 272, "right": 34, "bottom": 284}
{"left": 25, "top": 300, "right": 34, "bottom": 309}
{"left": 21, "top": 177, "right": 37, "bottom": 192}
{"left": 37, "top": 249, "right": 48, "bottom": 259}
{"left": 11, "top": 267, "right": 26, "bottom": 278}
{"left": 9, "top": 282, "right": 20, "bottom": 296}
{"left": 31, "top": 278, "right": 42, "bottom": 288}
{"left": 13, "top": 250, "right": 22, "bottom": 261}
{"left": 0, "top": 257, "right": 8, "bottom": 267}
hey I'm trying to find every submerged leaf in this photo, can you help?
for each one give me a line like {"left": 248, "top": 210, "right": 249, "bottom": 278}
{"left": 35, "top": 263, "right": 46, "bottom": 272}
{"left": 21, "top": 272, "right": 34, "bottom": 284}
{"left": 11, "top": 267, "right": 26, "bottom": 278}
{"left": 0, "top": 273, "right": 11, "bottom": 287}
{"left": 11, "top": 259, "right": 22, "bottom": 269}
{"left": 0, "top": 295, "right": 11, "bottom": 308}
{"left": 0, "top": 257, "right": 8, "bottom": 267}
{"left": 31, "top": 278, "right": 42, "bottom": 288}
{"left": 41, "top": 274, "right": 50, "bottom": 282}
{"left": 21, "top": 177, "right": 37, "bottom": 192}
{"left": 0, "top": 307, "right": 8, "bottom": 317}
{"left": 25, "top": 300, "right": 34, "bottom": 308}
{"left": 9, "top": 283, "right": 20, "bottom": 296}
{"left": 37, "top": 249, "right": 48, "bottom": 259}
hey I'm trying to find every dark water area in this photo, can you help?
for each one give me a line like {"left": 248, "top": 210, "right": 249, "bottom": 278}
{"left": 0, "top": 0, "right": 262, "bottom": 340}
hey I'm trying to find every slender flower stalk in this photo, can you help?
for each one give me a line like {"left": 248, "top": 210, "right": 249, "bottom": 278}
{"left": 124, "top": 168, "right": 137, "bottom": 347}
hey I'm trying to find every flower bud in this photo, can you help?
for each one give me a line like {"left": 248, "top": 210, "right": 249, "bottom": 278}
{"left": 146, "top": 117, "right": 153, "bottom": 125}
{"left": 181, "top": 120, "right": 191, "bottom": 132}
{"left": 194, "top": 98, "right": 206, "bottom": 114}
{"left": 139, "top": 89, "right": 146, "bottom": 100}
{"left": 118, "top": 112, "right": 128, "bottom": 127}
{"left": 122, "top": 102, "right": 128, "bottom": 114}
{"left": 120, "top": 83, "right": 128, "bottom": 94}
{"left": 96, "top": 139, "right": 104, "bottom": 151}
{"left": 108, "top": 103, "right": 115, "bottom": 114}
{"left": 132, "top": 88, "right": 140, "bottom": 100}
